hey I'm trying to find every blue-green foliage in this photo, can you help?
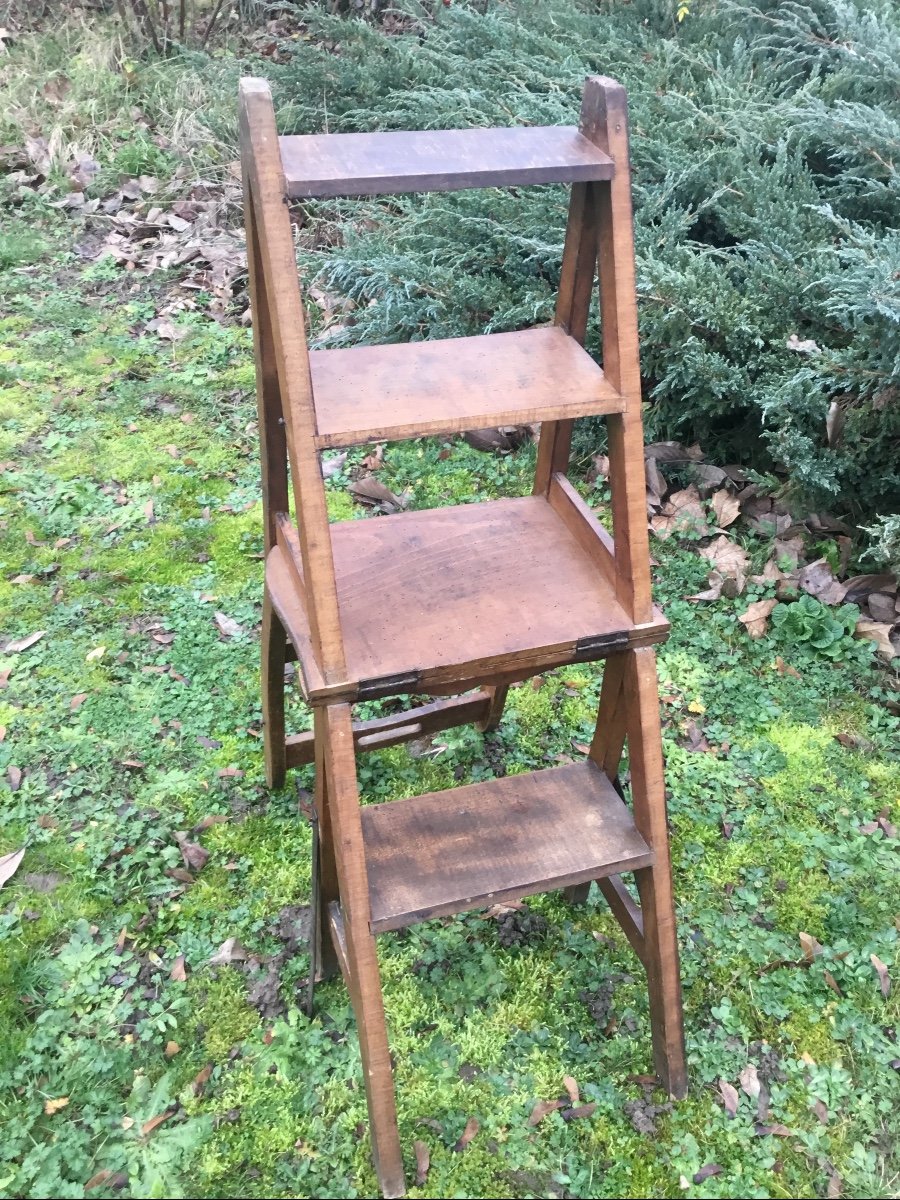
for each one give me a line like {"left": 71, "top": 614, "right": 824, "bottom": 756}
{"left": 255, "top": 0, "right": 899, "bottom": 548}
{"left": 770, "top": 593, "right": 859, "bottom": 657}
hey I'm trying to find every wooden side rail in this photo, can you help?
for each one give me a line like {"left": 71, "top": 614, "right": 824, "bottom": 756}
{"left": 284, "top": 691, "right": 494, "bottom": 768}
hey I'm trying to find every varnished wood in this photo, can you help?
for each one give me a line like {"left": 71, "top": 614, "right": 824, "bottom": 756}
{"left": 240, "top": 79, "right": 348, "bottom": 684}
{"left": 362, "top": 760, "right": 653, "bottom": 933}
{"left": 320, "top": 705, "right": 406, "bottom": 1197}
{"left": 590, "top": 78, "right": 654, "bottom": 625}
{"left": 241, "top": 77, "right": 687, "bottom": 1193}
{"left": 260, "top": 590, "right": 287, "bottom": 789}
{"left": 311, "top": 327, "right": 623, "bottom": 450}
{"left": 596, "top": 874, "right": 646, "bottom": 965}
{"left": 265, "top": 497, "right": 668, "bottom": 704}
{"left": 284, "top": 692, "right": 494, "bottom": 767}
{"left": 280, "top": 125, "right": 613, "bottom": 198}
{"left": 621, "top": 649, "right": 688, "bottom": 1098}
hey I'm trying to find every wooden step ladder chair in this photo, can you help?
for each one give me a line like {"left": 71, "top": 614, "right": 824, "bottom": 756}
{"left": 240, "top": 75, "right": 687, "bottom": 1198}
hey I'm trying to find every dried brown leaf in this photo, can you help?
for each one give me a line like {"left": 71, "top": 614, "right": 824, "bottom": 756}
{"left": 799, "top": 931, "right": 823, "bottom": 962}
{"left": 711, "top": 488, "right": 740, "bottom": 528}
{"left": 528, "top": 1099, "right": 562, "bottom": 1126}
{"left": 170, "top": 954, "right": 187, "bottom": 982}
{"left": 44, "top": 1096, "right": 69, "bottom": 1115}
{"left": 141, "top": 1109, "right": 174, "bottom": 1138}
{"left": 5, "top": 630, "right": 46, "bottom": 653}
{"left": 349, "top": 474, "right": 402, "bottom": 507}
{"left": 855, "top": 620, "right": 897, "bottom": 661}
{"left": 719, "top": 1079, "right": 739, "bottom": 1117}
{"left": 739, "top": 598, "right": 777, "bottom": 638}
{"left": 208, "top": 937, "right": 249, "bottom": 966}
{"left": 738, "top": 1063, "right": 760, "bottom": 1099}
{"left": 871, "top": 953, "right": 891, "bottom": 997}
{"left": 650, "top": 485, "right": 707, "bottom": 539}
{"left": 563, "top": 1075, "right": 580, "bottom": 1106}
{"left": 0, "top": 845, "right": 25, "bottom": 889}
{"left": 214, "top": 611, "right": 243, "bottom": 639}
{"left": 85, "top": 1170, "right": 128, "bottom": 1191}
{"left": 700, "top": 536, "right": 749, "bottom": 593}
{"left": 8, "top": 765, "right": 22, "bottom": 792}
{"left": 414, "top": 1139, "right": 430, "bottom": 1186}
{"left": 561, "top": 1102, "right": 597, "bottom": 1121}
{"left": 799, "top": 559, "right": 847, "bottom": 606}
{"left": 453, "top": 1116, "right": 479, "bottom": 1151}
{"left": 693, "top": 1164, "right": 724, "bottom": 1184}
{"left": 687, "top": 571, "right": 724, "bottom": 602}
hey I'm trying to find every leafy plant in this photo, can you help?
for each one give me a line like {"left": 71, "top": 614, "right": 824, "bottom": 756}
{"left": 770, "top": 594, "right": 860, "bottom": 658}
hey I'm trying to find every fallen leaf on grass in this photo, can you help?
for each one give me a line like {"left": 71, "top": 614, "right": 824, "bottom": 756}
{"left": 823, "top": 970, "right": 842, "bottom": 997}
{"left": 563, "top": 1075, "right": 580, "bottom": 1106}
{"left": 700, "top": 536, "right": 749, "bottom": 595}
{"left": 855, "top": 620, "right": 897, "bottom": 661}
{"left": 739, "top": 1064, "right": 760, "bottom": 1099}
{"left": 710, "top": 488, "right": 740, "bottom": 528}
{"left": 8, "top": 765, "right": 22, "bottom": 791}
{"left": 650, "top": 486, "right": 707, "bottom": 539}
{"left": 827, "top": 1171, "right": 843, "bottom": 1199}
{"left": 414, "top": 1139, "right": 430, "bottom": 1185}
{"left": 165, "top": 1040, "right": 180, "bottom": 1058}
{"left": 44, "top": 1096, "right": 69, "bottom": 1115}
{"left": 719, "top": 1079, "right": 739, "bottom": 1117}
{"left": 85, "top": 1170, "right": 128, "bottom": 1191}
{"left": 214, "top": 611, "right": 243, "bottom": 639}
{"left": 70, "top": 692, "right": 88, "bottom": 711}
{"left": 0, "top": 846, "right": 25, "bottom": 889}
{"left": 739, "top": 598, "right": 777, "bottom": 638}
{"left": 453, "top": 1116, "right": 479, "bottom": 1152}
{"left": 349, "top": 474, "right": 404, "bottom": 509}
{"left": 799, "top": 932, "right": 823, "bottom": 962}
{"left": 175, "top": 835, "right": 209, "bottom": 872}
{"left": 141, "top": 1109, "right": 174, "bottom": 1138}
{"left": 528, "top": 1099, "right": 563, "bottom": 1125}
{"left": 86, "top": 645, "right": 106, "bottom": 662}
{"left": 871, "top": 954, "right": 891, "bottom": 997}
{"left": 694, "top": 1164, "right": 724, "bottom": 1184}
{"left": 755, "top": 1122, "right": 792, "bottom": 1137}
{"left": 799, "top": 559, "right": 847, "bottom": 606}
{"left": 170, "top": 954, "right": 187, "bottom": 982}
{"left": 687, "top": 571, "right": 724, "bottom": 602}
{"left": 775, "top": 656, "right": 801, "bottom": 679}
{"left": 193, "top": 813, "right": 228, "bottom": 832}
{"left": 5, "top": 630, "right": 45, "bottom": 653}
{"left": 561, "top": 1102, "right": 596, "bottom": 1121}
{"left": 208, "top": 937, "right": 249, "bottom": 966}
{"left": 192, "top": 1064, "right": 213, "bottom": 1096}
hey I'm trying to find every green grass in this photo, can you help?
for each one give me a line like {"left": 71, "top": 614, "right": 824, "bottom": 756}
{"left": 0, "top": 6, "right": 898, "bottom": 1199}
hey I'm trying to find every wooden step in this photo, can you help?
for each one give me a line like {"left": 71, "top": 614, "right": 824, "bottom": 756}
{"left": 361, "top": 760, "right": 652, "bottom": 932}
{"left": 280, "top": 125, "right": 614, "bottom": 199}
{"left": 310, "top": 327, "right": 623, "bottom": 450}
{"left": 266, "top": 494, "right": 670, "bottom": 702}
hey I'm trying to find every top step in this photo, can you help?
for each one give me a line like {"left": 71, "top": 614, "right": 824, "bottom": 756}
{"left": 279, "top": 125, "right": 614, "bottom": 198}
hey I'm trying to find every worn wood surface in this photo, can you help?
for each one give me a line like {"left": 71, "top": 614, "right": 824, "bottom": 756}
{"left": 285, "top": 692, "right": 493, "bottom": 767}
{"left": 622, "top": 649, "right": 688, "bottom": 1099}
{"left": 311, "top": 327, "right": 623, "bottom": 450}
{"left": 239, "top": 78, "right": 348, "bottom": 684}
{"left": 280, "top": 124, "right": 613, "bottom": 198}
{"left": 320, "top": 704, "right": 406, "bottom": 1197}
{"left": 362, "top": 760, "right": 653, "bottom": 932}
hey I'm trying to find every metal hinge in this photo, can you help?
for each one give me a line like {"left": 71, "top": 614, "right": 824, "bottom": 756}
{"left": 357, "top": 670, "right": 421, "bottom": 700}
{"left": 573, "top": 631, "right": 629, "bottom": 660}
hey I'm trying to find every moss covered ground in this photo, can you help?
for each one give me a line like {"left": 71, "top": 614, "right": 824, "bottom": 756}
{"left": 0, "top": 5, "right": 899, "bottom": 1199}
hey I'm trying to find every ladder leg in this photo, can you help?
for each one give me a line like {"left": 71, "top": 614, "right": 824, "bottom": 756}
{"left": 320, "top": 704, "right": 406, "bottom": 1198}
{"left": 622, "top": 648, "right": 687, "bottom": 1099}
{"left": 261, "top": 588, "right": 287, "bottom": 789}
{"left": 565, "top": 653, "right": 629, "bottom": 905}
{"left": 475, "top": 684, "right": 509, "bottom": 733}
{"left": 310, "top": 708, "right": 340, "bottom": 991}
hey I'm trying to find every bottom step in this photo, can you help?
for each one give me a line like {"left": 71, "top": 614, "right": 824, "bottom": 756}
{"left": 362, "top": 760, "right": 653, "bottom": 933}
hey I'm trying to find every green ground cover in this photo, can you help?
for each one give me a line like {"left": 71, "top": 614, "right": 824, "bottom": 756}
{"left": 0, "top": 3, "right": 898, "bottom": 1198}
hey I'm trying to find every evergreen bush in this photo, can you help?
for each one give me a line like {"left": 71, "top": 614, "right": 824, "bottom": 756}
{"left": 262, "top": 0, "right": 898, "bottom": 559}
